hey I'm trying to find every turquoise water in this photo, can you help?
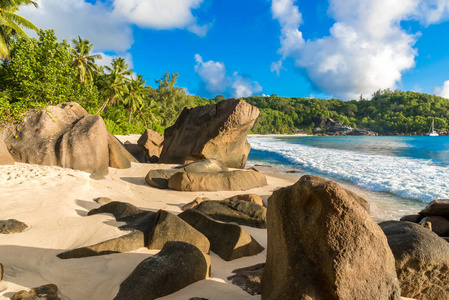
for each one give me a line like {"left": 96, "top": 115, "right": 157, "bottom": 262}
{"left": 248, "top": 136, "right": 449, "bottom": 220}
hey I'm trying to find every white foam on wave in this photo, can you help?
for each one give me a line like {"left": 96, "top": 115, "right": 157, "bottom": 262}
{"left": 249, "top": 137, "right": 449, "bottom": 202}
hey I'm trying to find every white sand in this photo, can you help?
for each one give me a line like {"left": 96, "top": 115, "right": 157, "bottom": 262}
{"left": 0, "top": 161, "right": 293, "bottom": 300}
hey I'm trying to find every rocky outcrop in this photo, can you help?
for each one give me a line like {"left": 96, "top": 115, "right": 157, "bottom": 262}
{"left": 107, "top": 132, "right": 137, "bottom": 169}
{"left": 380, "top": 221, "right": 449, "bottom": 299}
{"left": 419, "top": 199, "right": 449, "bottom": 217}
{"left": 145, "top": 159, "right": 229, "bottom": 189}
{"left": 114, "top": 241, "right": 210, "bottom": 300}
{"left": 159, "top": 99, "right": 259, "bottom": 168}
{"left": 193, "top": 200, "right": 266, "bottom": 228}
{"left": 228, "top": 263, "right": 264, "bottom": 295}
{"left": 0, "top": 219, "right": 28, "bottom": 234}
{"left": 262, "top": 175, "right": 400, "bottom": 300}
{"left": 123, "top": 142, "right": 147, "bottom": 163}
{"left": 400, "top": 214, "right": 423, "bottom": 223}
{"left": 137, "top": 129, "right": 163, "bottom": 162}
{"left": 179, "top": 209, "right": 264, "bottom": 261}
{"left": 58, "top": 202, "right": 209, "bottom": 259}
{"left": 12, "top": 284, "right": 60, "bottom": 300}
{"left": 228, "top": 194, "right": 264, "bottom": 207}
{"left": 0, "top": 103, "right": 134, "bottom": 178}
{"left": 419, "top": 216, "right": 449, "bottom": 236}
{"left": 0, "top": 139, "right": 14, "bottom": 165}
{"left": 168, "top": 170, "right": 267, "bottom": 192}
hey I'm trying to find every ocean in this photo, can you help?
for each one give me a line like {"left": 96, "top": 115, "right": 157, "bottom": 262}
{"left": 247, "top": 135, "right": 449, "bottom": 221}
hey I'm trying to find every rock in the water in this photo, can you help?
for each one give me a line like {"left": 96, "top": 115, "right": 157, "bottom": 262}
{"left": 181, "top": 197, "right": 204, "bottom": 211}
{"left": 107, "top": 132, "right": 137, "bottom": 169}
{"left": 228, "top": 194, "right": 264, "bottom": 207}
{"left": 1, "top": 104, "right": 110, "bottom": 177}
{"left": 400, "top": 214, "right": 423, "bottom": 223}
{"left": 0, "top": 219, "right": 28, "bottom": 234}
{"left": 168, "top": 170, "right": 267, "bottom": 192}
{"left": 228, "top": 263, "right": 264, "bottom": 295}
{"left": 193, "top": 200, "right": 266, "bottom": 228}
{"left": 159, "top": 99, "right": 259, "bottom": 168}
{"left": 420, "top": 216, "right": 449, "bottom": 236}
{"left": 12, "top": 284, "right": 60, "bottom": 300}
{"left": 0, "top": 139, "right": 14, "bottom": 165}
{"left": 137, "top": 129, "right": 163, "bottom": 162}
{"left": 419, "top": 199, "right": 449, "bottom": 217}
{"left": 114, "top": 241, "right": 210, "bottom": 300}
{"left": 179, "top": 209, "right": 264, "bottom": 261}
{"left": 58, "top": 202, "right": 210, "bottom": 258}
{"left": 380, "top": 221, "right": 449, "bottom": 299}
{"left": 262, "top": 175, "right": 400, "bottom": 300}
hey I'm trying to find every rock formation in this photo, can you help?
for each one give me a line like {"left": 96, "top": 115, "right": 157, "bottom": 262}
{"left": 159, "top": 99, "right": 259, "bottom": 168}
{"left": 227, "top": 194, "right": 265, "bottom": 207}
{"left": 114, "top": 241, "right": 210, "bottom": 300}
{"left": 179, "top": 209, "right": 264, "bottom": 261}
{"left": 262, "top": 175, "right": 400, "bottom": 300}
{"left": 380, "top": 221, "right": 449, "bottom": 299}
{"left": 137, "top": 129, "right": 163, "bottom": 162}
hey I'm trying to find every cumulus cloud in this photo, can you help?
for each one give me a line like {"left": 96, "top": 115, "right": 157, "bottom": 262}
{"left": 194, "top": 54, "right": 263, "bottom": 98}
{"left": 271, "top": 0, "right": 449, "bottom": 99}
{"left": 20, "top": 0, "right": 209, "bottom": 54}
{"left": 433, "top": 80, "right": 449, "bottom": 98}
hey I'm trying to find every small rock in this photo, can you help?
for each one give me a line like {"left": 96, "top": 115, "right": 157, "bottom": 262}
{"left": 93, "top": 197, "right": 113, "bottom": 205}
{"left": 181, "top": 197, "right": 204, "bottom": 211}
{"left": 227, "top": 194, "right": 264, "bottom": 207}
{"left": 12, "top": 284, "right": 60, "bottom": 300}
{"left": 0, "top": 219, "right": 28, "bottom": 234}
{"left": 227, "top": 263, "right": 264, "bottom": 295}
{"left": 285, "top": 170, "right": 301, "bottom": 174}
{"left": 420, "top": 221, "right": 432, "bottom": 230}
{"left": 420, "top": 216, "right": 449, "bottom": 236}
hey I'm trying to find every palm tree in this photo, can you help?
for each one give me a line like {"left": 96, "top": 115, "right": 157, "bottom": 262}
{"left": 0, "top": 0, "right": 38, "bottom": 60}
{"left": 96, "top": 70, "right": 127, "bottom": 114}
{"left": 122, "top": 75, "right": 147, "bottom": 122}
{"left": 105, "top": 57, "right": 133, "bottom": 80}
{"left": 69, "top": 36, "right": 102, "bottom": 83}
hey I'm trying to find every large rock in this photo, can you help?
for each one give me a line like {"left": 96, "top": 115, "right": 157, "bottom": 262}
{"left": 168, "top": 170, "right": 267, "bottom": 192}
{"left": 179, "top": 209, "right": 264, "bottom": 261}
{"left": 419, "top": 199, "right": 449, "bottom": 217}
{"left": 124, "top": 142, "right": 148, "bottom": 163}
{"left": 380, "top": 221, "right": 449, "bottom": 299}
{"left": 114, "top": 241, "right": 210, "bottom": 300}
{"left": 159, "top": 99, "right": 259, "bottom": 168}
{"left": 58, "top": 202, "right": 210, "bottom": 258}
{"left": 0, "top": 139, "right": 14, "bottom": 165}
{"left": 193, "top": 200, "right": 266, "bottom": 228}
{"left": 137, "top": 129, "right": 163, "bottom": 162}
{"left": 107, "top": 132, "right": 137, "bottom": 169}
{"left": 145, "top": 159, "right": 228, "bottom": 189}
{"left": 0, "top": 103, "right": 134, "bottom": 177}
{"left": 228, "top": 263, "right": 265, "bottom": 295}
{"left": 0, "top": 219, "right": 28, "bottom": 234}
{"left": 262, "top": 175, "right": 400, "bottom": 300}
{"left": 419, "top": 216, "right": 449, "bottom": 237}
{"left": 12, "top": 284, "right": 60, "bottom": 300}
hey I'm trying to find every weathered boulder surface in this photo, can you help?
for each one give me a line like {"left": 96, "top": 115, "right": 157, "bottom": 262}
{"left": 181, "top": 197, "right": 205, "bottom": 211}
{"left": 159, "top": 99, "right": 259, "bottom": 168}
{"left": 179, "top": 209, "right": 264, "bottom": 261}
{"left": 0, "top": 139, "right": 14, "bottom": 165}
{"left": 58, "top": 202, "right": 209, "bottom": 258}
{"left": 12, "top": 284, "right": 60, "bottom": 300}
{"left": 262, "top": 175, "right": 400, "bottom": 300}
{"left": 380, "top": 221, "right": 449, "bottom": 299}
{"left": 114, "top": 241, "right": 210, "bottom": 300}
{"left": 0, "top": 219, "right": 28, "bottom": 234}
{"left": 137, "top": 129, "right": 163, "bottom": 162}
{"left": 124, "top": 142, "right": 147, "bottom": 163}
{"left": 145, "top": 159, "right": 229, "bottom": 189}
{"left": 419, "top": 199, "right": 449, "bottom": 217}
{"left": 168, "top": 170, "right": 267, "bottom": 192}
{"left": 228, "top": 263, "right": 265, "bottom": 295}
{"left": 400, "top": 214, "right": 423, "bottom": 223}
{"left": 107, "top": 132, "right": 137, "bottom": 169}
{"left": 193, "top": 200, "right": 266, "bottom": 228}
{"left": 0, "top": 103, "right": 134, "bottom": 177}
{"left": 228, "top": 194, "right": 264, "bottom": 207}
{"left": 419, "top": 216, "right": 449, "bottom": 237}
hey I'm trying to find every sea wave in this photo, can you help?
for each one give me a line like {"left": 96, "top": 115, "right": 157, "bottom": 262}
{"left": 249, "top": 137, "right": 449, "bottom": 202}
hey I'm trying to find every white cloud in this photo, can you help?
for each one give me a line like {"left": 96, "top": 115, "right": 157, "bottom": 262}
{"left": 19, "top": 0, "right": 209, "bottom": 54}
{"left": 271, "top": 0, "right": 449, "bottom": 100}
{"left": 95, "top": 52, "right": 134, "bottom": 70}
{"left": 433, "top": 80, "right": 449, "bottom": 98}
{"left": 194, "top": 54, "right": 263, "bottom": 98}
{"left": 270, "top": 60, "right": 285, "bottom": 76}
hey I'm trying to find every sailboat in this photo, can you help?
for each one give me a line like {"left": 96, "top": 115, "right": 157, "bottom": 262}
{"left": 426, "top": 119, "right": 439, "bottom": 136}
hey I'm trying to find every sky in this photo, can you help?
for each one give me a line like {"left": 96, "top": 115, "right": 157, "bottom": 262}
{"left": 18, "top": 0, "right": 449, "bottom": 100}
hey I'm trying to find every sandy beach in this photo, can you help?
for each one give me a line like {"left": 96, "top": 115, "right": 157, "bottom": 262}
{"left": 0, "top": 155, "right": 296, "bottom": 299}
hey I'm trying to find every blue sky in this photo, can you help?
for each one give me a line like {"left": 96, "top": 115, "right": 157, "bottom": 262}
{"left": 20, "top": 0, "right": 449, "bottom": 100}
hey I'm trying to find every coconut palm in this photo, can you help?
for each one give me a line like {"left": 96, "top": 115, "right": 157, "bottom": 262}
{"left": 96, "top": 70, "right": 127, "bottom": 114}
{"left": 122, "top": 75, "right": 147, "bottom": 122}
{"left": 0, "top": 0, "right": 38, "bottom": 60}
{"left": 69, "top": 36, "right": 102, "bottom": 83}
{"left": 106, "top": 57, "right": 133, "bottom": 79}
